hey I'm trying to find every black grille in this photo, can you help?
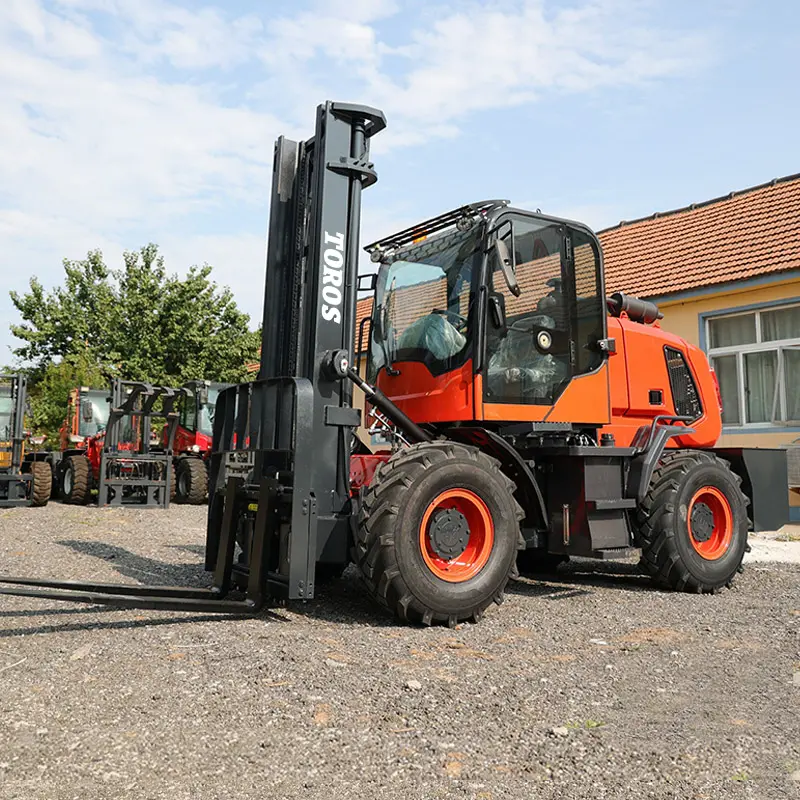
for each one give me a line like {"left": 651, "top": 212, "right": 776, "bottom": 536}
{"left": 664, "top": 347, "right": 703, "bottom": 419}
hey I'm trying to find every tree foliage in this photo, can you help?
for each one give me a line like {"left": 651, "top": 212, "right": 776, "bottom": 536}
{"left": 10, "top": 243, "right": 260, "bottom": 385}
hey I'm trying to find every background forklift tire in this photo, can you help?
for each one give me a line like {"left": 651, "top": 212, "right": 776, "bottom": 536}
{"left": 636, "top": 450, "right": 749, "bottom": 593}
{"left": 175, "top": 457, "right": 207, "bottom": 505}
{"left": 60, "top": 455, "right": 90, "bottom": 504}
{"left": 29, "top": 461, "right": 52, "bottom": 507}
{"left": 355, "top": 441, "right": 524, "bottom": 627}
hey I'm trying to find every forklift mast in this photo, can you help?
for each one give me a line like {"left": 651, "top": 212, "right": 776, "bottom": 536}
{"left": 206, "top": 102, "right": 386, "bottom": 600}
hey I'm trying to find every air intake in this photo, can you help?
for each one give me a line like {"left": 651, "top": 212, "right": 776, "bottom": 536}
{"left": 664, "top": 347, "right": 702, "bottom": 420}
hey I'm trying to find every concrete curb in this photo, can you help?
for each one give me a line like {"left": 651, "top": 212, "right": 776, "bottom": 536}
{"left": 744, "top": 525, "right": 800, "bottom": 565}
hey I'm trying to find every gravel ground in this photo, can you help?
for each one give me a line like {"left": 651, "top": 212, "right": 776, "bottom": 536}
{"left": 0, "top": 503, "right": 798, "bottom": 800}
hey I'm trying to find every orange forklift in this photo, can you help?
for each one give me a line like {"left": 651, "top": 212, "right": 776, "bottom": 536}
{"left": 0, "top": 102, "right": 788, "bottom": 625}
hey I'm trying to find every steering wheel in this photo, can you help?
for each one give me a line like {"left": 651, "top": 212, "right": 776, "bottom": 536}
{"left": 432, "top": 308, "right": 468, "bottom": 333}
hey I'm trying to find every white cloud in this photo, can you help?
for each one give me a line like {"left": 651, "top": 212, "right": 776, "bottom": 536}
{"left": 0, "top": 0, "right": 711, "bottom": 358}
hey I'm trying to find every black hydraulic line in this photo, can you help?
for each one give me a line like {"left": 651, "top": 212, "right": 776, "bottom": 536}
{"left": 346, "top": 367, "right": 432, "bottom": 444}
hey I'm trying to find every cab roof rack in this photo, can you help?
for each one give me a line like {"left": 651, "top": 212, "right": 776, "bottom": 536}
{"left": 365, "top": 199, "right": 508, "bottom": 256}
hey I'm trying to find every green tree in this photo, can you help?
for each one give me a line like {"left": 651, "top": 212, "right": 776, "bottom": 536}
{"left": 10, "top": 244, "right": 260, "bottom": 386}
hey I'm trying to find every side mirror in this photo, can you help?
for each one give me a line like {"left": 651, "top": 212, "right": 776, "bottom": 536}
{"left": 81, "top": 399, "right": 94, "bottom": 422}
{"left": 358, "top": 273, "right": 377, "bottom": 292}
{"left": 494, "top": 235, "right": 520, "bottom": 297}
{"left": 198, "top": 385, "right": 209, "bottom": 406}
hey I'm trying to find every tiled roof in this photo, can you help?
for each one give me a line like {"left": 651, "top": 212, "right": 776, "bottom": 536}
{"left": 598, "top": 173, "right": 800, "bottom": 299}
{"left": 286, "top": 173, "right": 800, "bottom": 361}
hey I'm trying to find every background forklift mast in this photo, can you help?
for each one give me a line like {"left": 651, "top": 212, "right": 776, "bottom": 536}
{"left": 0, "top": 374, "right": 51, "bottom": 508}
{"left": 56, "top": 380, "right": 183, "bottom": 508}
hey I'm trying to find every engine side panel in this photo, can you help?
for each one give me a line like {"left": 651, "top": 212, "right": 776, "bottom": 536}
{"left": 602, "top": 317, "right": 721, "bottom": 448}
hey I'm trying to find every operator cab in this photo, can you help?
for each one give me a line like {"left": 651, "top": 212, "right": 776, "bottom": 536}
{"left": 180, "top": 381, "right": 223, "bottom": 437}
{"left": 366, "top": 201, "right": 607, "bottom": 424}
{"left": 77, "top": 389, "right": 110, "bottom": 437}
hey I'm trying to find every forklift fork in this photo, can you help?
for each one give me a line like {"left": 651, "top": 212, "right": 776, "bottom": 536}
{"left": 0, "top": 478, "right": 273, "bottom": 613}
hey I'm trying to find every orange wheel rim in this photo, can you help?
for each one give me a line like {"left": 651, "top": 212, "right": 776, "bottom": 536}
{"left": 688, "top": 486, "right": 733, "bottom": 560}
{"left": 419, "top": 489, "right": 494, "bottom": 583}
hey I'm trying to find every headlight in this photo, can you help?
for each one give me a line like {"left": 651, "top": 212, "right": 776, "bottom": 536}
{"left": 191, "top": 444, "right": 201, "bottom": 453}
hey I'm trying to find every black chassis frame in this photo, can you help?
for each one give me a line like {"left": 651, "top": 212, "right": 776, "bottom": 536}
{"left": 0, "top": 101, "right": 387, "bottom": 613}
{"left": 0, "top": 374, "right": 33, "bottom": 508}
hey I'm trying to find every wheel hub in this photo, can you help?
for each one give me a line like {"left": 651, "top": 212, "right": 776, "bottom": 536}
{"left": 428, "top": 508, "right": 470, "bottom": 560}
{"left": 690, "top": 502, "right": 715, "bottom": 542}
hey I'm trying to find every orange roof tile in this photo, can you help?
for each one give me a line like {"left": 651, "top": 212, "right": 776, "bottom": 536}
{"left": 598, "top": 173, "right": 800, "bottom": 299}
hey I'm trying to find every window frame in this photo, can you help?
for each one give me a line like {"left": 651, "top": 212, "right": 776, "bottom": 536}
{"left": 705, "top": 300, "right": 800, "bottom": 429}
{"left": 480, "top": 210, "right": 607, "bottom": 406}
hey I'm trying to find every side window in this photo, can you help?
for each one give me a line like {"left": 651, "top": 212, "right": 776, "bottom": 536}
{"left": 181, "top": 394, "right": 197, "bottom": 431}
{"left": 572, "top": 228, "right": 605, "bottom": 375}
{"left": 485, "top": 217, "right": 570, "bottom": 405}
{"left": 484, "top": 216, "right": 605, "bottom": 406}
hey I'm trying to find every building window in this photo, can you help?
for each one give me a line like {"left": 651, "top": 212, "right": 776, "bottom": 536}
{"left": 707, "top": 303, "right": 800, "bottom": 427}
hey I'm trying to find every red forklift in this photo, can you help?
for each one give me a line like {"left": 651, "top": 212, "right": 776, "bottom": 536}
{"left": 0, "top": 102, "right": 788, "bottom": 625}
{"left": 169, "top": 380, "right": 228, "bottom": 504}
{"left": 40, "top": 381, "right": 182, "bottom": 508}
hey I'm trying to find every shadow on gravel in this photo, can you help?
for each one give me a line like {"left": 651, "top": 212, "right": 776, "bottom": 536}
{"left": 166, "top": 544, "right": 206, "bottom": 557}
{"left": 512, "top": 560, "right": 653, "bottom": 595}
{"left": 507, "top": 581, "right": 593, "bottom": 600}
{"left": 0, "top": 604, "right": 119, "bottom": 619}
{"left": 57, "top": 540, "right": 207, "bottom": 587}
{"left": 0, "top": 612, "right": 256, "bottom": 639}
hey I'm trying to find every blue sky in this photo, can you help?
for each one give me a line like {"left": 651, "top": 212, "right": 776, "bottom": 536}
{"left": 1, "top": 0, "right": 798, "bottom": 361}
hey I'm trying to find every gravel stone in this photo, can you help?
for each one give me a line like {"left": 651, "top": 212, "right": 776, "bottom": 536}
{"left": 0, "top": 503, "right": 798, "bottom": 799}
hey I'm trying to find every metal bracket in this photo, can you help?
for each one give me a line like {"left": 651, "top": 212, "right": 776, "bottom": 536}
{"left": 327, "top": 157, "right": 378, "bottom": 188}
{"left": 324, "top": 406, "right": 361, "bottom": 427}
{"left": 598, "top": 338, "right": 617, "bottom": 354}
{"left": 627, "top": 416, "right": 696, "bottom": 502}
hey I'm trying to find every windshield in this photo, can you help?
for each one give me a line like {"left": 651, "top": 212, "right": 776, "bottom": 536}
{"left": 369, "top": 225, "right": 481, "bottom": 380}
{"left": 78, "top": 390, "right": 110, "bottom": 437}
{"left": 197, "top": 387, "right": 219, "bottom": 436}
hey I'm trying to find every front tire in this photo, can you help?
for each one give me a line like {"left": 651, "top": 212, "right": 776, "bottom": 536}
{"left": 636, "top": 451, "right": 749, "bottom": 593}
{"left": 60, "top": 454, "right": 90, "bottom": 504}
{"left": 354, "top": 441, "right": 524, "bottom": 626}
{"left": 175, "top": 457, "right": 207, "bottom": 504}
{"left": 29, "top": 461, "right": 52, "bottom": 507}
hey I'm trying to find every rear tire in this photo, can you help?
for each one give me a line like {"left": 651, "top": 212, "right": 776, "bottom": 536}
{"left": 175, "top": 457, "right": 207, "bottom": 504}
{"left": 60, "top": 454, "right": 90, "bottom": 504}
{"left": 636, "top": 450, "right": 749, "bottom": 593}
{"left": 29, "top": 461, "right": 52, "bottom": 507}
{"left": 355, "top": 441, "right": 524, "bottom": 626}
